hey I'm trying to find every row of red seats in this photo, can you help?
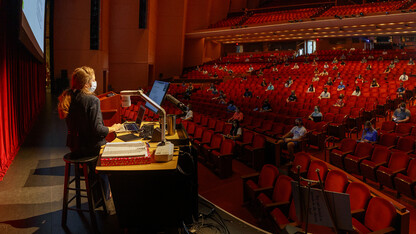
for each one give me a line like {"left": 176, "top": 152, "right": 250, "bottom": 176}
{"left": 329, "top": 138, "right": 416, "bottom": 198}
{"left": 243, "top": 161, "right": 399, "bottom": 232}
{"left": 321, "top": 0, "right": 406, "bottom": 17}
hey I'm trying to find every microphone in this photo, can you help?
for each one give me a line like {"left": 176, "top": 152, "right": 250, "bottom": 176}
{"left": 315, "top": 169, "right": 320, "bottom": 173}
{"left": 165, "top": 94, "right": 188, "bottom": 112}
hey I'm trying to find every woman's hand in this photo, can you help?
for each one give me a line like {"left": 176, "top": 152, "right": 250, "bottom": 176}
{"left": 109, "top": 123, "right": 123, "bottom": 133}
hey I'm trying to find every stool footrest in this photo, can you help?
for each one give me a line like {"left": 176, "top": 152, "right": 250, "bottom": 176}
{"left": 68, "top": 207, "right": 92, "bottom": 213}
{"left": 67, "top": 195, "right": 88, "bottom": 204}
{"left": 67, "top": 187, "right": 87, "bottom": 192}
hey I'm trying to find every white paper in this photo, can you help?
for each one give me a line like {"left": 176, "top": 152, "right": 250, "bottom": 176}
{"left": 102, "top": 141, "right": 147, "bottom": 158}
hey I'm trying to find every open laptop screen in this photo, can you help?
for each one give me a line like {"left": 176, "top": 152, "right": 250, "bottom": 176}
{"left": 145, "top": 80, "right": 170, "bottom": 113}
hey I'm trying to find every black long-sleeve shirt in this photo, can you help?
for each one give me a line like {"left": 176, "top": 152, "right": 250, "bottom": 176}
{"left": 66, "top": 90, "right": 109, "bottom": 157}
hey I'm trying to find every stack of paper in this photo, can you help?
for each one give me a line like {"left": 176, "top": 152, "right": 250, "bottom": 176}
{"left": 102, "top": 141, "right": 148, "bottom": 158}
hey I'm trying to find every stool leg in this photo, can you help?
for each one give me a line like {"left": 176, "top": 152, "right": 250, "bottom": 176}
{"left": 98, "top": 175, "right": 108, "bottom": 214}
{"left": 61, "top": 163, "right": 70, "bottom": 227}
{"left": 75, "top": 163, "right": 81, "bottom": 209}
{"left": 83, "top": 165, "right": 98, "bottom": 232}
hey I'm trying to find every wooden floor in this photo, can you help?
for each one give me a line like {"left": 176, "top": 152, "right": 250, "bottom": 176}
{"left": 0, "top": 90, "right": 269, "bottom": 234}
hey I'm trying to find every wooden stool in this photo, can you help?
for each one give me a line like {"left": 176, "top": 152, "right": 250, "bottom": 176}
{"left": 61, "top": 153, "right": 107, "bottom": 230}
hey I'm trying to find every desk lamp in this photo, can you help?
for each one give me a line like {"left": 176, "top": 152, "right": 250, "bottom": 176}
{"left": 120, "top": 89, "right": 174, "bottom": 162}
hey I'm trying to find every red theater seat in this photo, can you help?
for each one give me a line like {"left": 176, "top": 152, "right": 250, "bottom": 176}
{"left": 243, "top": 134, "right": 266, "bottom": 170}
{"left": 324, "top": 169, "right": 348, "bottom": 193}
{"left": 376, "top": 152, "right": 410, "bottom": 190}
{"left": 394, "top": 159, "right": 416, "bottom": 198}
{"left": 344, "top": 142, "right": 374, "bottom": 175}
{"left": 351, "top": 197, "right": 396, "bottom": 233}
{"left": 329, "top": 138, "right": 357, "bottom": 169}
{"left": 346, "top": 182, "right": 371, "bottom": 214}
{"left": 242, "top": 164, "right": 279, "bottom": 204}
{"left": 360, "top": 147, "right": 391, "bottom": 183}
{"left": 257, "top": 175, "right": 293, "bottom": 218}
{"left": 209, "top": 139, "right": 235, "bottom": 178}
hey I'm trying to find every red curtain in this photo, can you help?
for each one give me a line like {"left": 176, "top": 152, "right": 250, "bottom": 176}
{"left": 0, "top": 1, "right": 46, "bottom": 180}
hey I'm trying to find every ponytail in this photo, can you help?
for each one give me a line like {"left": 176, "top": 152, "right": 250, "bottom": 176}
{"left": 58, "top": 89, "right": 72, "bottom": 119}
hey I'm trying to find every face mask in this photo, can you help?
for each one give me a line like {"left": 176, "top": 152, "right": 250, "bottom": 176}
{"left": 401, "top": 107, "right": 405, "bottom": 111}
{"left": 314, "top": 108, "right": 318, "bottom": 113}
{"left": 89, "top": 81, "right": 97, "bottom": 92}
{"left": 340, "top": 82, "right": 343, "bottom": 85}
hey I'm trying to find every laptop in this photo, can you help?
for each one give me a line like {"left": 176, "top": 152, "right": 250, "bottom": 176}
{"left": 312, "top": 116, "right": 322, "bottom": 122}
{"left": 119, "top": 105, "right": 146, "bottom": 132}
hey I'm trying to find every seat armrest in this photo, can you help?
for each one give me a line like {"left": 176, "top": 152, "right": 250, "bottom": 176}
{"left": 241, "top": 172, "right": 260, "bottom": 181}
{"left": 253, "top": 186, "right": 274, "bottom": 194}
{"left": 327, "top": 146, "right": 339, "bottom": 151}
{"left": 391, "top": 168, "right": 406, "bottom": 175}
{"left": 351, "top": 208, "right": 365, "bottom": 215}
{"left": 369, "top": 226, "right": 395, "bottom": 234}
{"left": 265, "top": 200, "right": 290, "bottom": 210}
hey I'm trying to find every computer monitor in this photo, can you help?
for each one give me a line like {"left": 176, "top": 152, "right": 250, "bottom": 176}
{"left": 145, "top": 80, "right": 170, "bottom": 113}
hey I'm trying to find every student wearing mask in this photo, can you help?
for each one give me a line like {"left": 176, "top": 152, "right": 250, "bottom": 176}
{"left": 326, "top": 77, "right": 333, "bottom": 86}
{"left": 392, "top": 102, "right": 411, "bottom": 123}
{"left": 397, "top": 83, "right": 405, "bottom": 98}
{"left": 260, "top": 99, "right": 272, "bottom": 112}
{"left": 306, "top": 84, "right": 315, "bottom": 93}
{"left": 228, "top": 107, "right": 244, "bottom": 123}
{"left": 225, "top": 120, "right": 242, "bottom": 140}
{"left": 266, "top": 82, "right": 275, "bottom": 91}
{"left": 333, "top": 94, "right": 345, "bottom": 107}
{"left": 319, "top": 87, "right": 331, "bottom": 99}
{"left": 370, "top": 78, "right": 379, "bottom": 88}
{"left": 58, "top": 66, "right": 122, "bottom": 158}
{"left": 287, "top": 90, "right": 297, "bottom": 102}
{"left": 399, "top": 72, "right": 409, "bottom": 81}
{"left": 181, "top": 104, "right": 193, "bottom": 121}
{"left": 359, "top": 121, "right": 377, "bottom": 142}
{"left": 337, "top": 81, "right": 345, "bottom": 91}
{"left": 309, "top": 106, "right": 323, "bottom": 122}
{"left": 243, "top": 88, "right": 253, "bottom": 98}
{"left": 277, "top": 118, "right": 307, "bottom": 159}
{"left": 352, "top": 86, "right": 361, "bottom": 96}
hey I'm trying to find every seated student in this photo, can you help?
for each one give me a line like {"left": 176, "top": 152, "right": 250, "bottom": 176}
{"left": 287, "top": 90, "right": 297, "bottom": 102}
{"left": 399, "top": 71, "right": 409, "bottom": 81}
{"left": 213, "top": 63, "right": 218, "bottom": 69}
{"left": 266, "top": 82, "right": 274, "bottom": 91}
{"left": 361, "top": 57, "right": 367, "bottom": 63}
{"left": 408, "top": 58, "right": 414, "bottom": 65}
{"left": 284, "top": 77, "right": 293, "bottom": 88}
{"left": 277, "top": 118, "right": 307, "bottom": 159}
{"left": 248, "top": 64, "right": 254, "bottom": 72}
{"left": 319, "top": 69, "right": 329, "bottom": 76}
{"left": 352, "top": 86, "right": 361, "bottom": 96}
{"left": 259, "top": 99, "right": 272, "bottom": 112}
{"left": 324, "top": 62, "right": 329, "bottom": 69}
{"left": 211, "top": 86, "right": 218, "bottom": 94}
{"left": 366, "top": 64, "right": 372, "bottom": 70}
{"left": 337, "top": 80, "right": 346, "bottom": 91}
{"left": 306, "top": 84, "right": 315, "bottom": 93}
{"left": 312, "top": 74, "right": 320, "bottom": 82}
{"left": 332, "top": 64, "right": 338, "bottom": 70}
{"left": 225, "top": 120, "right": 242, "bottom": 140}
{"left": 227, "top": 101, "right": 237, "bottom": 112}
{"left": 260, "top": 78, "right": 267, "bottom": 87}
{"left": 272, "top": 66, "right": 278, "bottom": 72}
{"left": 370, "top": 78, "right": 379, "bottom": 88}
{"left": 359, "top": 121, "right": 377, "bottom": 142}
{"left": 319, "top": 87, "right": 331, "bottom": 99}
{"left": 335, "top": 72, "right": 341, "bottom": 80}
{"left": 389, "top": 61, "right": 395, "bottom": 69}
{"left": 228, "top": 107, "right": 243, "bottom": 123}
{"left": 333, "top": 94, "right": 345, "bottom": 107}
{"left": 243, "top": 88, "right": 253, "bottom": 98}
{"left": 340, "top": 60, "right": 346, "bottom": 66}
{"left": 181, "top": 104, "right": 193, "bottom": 121}
{"left": 311, "top": 60, "right": 317, "bottom": 66}
{"left": 258, "top": 68, "right": 264, "bottom": 76}
{"left": 291, "top": 63, "right": 299, "bottom": 69}
{"left": 377, "top": 55, "right": 384, "bottom": 61}
{"left": 332, "top": 57, "right": 338, "bottom": 64}
{"left": 326, "top": 77, "right": 333, "bottom": 86}
{"left": 313, "top": 67, "right": 319, "bottom": 74}
{"left": 309, "top": 106, "right": 323, "bottom": 122}
{"left": 284, "top": 61, "right": 290, "bottom": 66}
{"left": 206, "top": 83, "right": 216, "bottom": 92}
{"left": 382, "top": 50, "right": 388, "bottom": 55}
{"left": 397, "top": 83, "right": 406, "bottom": 98}
{"left": 392, "top": 102, "right": 411, "bottom": 123}
{"left": 394, "top": 56, "right": 400, "bottom": 63}
{"left": 368, "top": 54, "right": 374, "bottom": 59}
{"left": 340, "top": 53, "right": 346, "bottom": 60}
